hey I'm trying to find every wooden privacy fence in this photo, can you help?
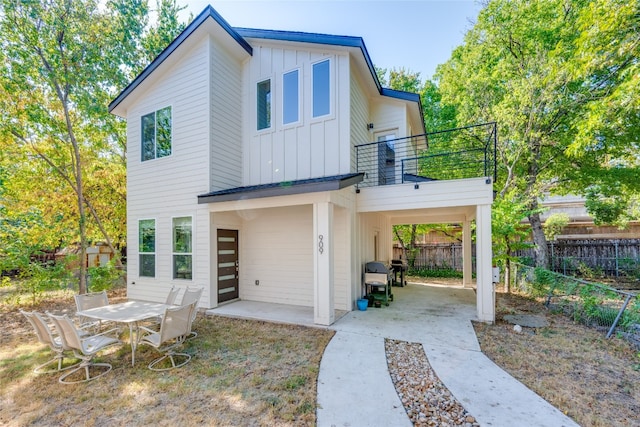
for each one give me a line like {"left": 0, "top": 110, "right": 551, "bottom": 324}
{"left": 515, "top": 239, "right": 640, "bottom": 279}
{"left": 394, "top": 239, "right": 640, "bottom": 279}
{"left": 393, "top": 244, "right": 474, "bottom": 271}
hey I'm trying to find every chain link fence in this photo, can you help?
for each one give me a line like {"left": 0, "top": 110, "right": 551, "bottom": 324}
{"left": 511, "top": 263, "right": 640, "bottom": 348}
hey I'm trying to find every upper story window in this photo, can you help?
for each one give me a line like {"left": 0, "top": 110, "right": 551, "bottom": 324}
{"left": 173, "top": 216, "right": 192, "bottom": 280}
{"left": 139, "top": 219, "right": 156, "bottom": 277}
{"left": 283, "top": 69, "right": 299, "bottom": 125}
{"left": 257, "top": 79, "right": 271, "bottom": 130}
{"left": 312, "top": 59, "right": 331, "bottom": 118}
{"left": 141, "top": 106, "right": 172, "bottom": 161}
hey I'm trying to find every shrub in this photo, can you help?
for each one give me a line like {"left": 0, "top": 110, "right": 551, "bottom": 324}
{"left": 87, "top": 260, "right": 125, "bottom": 292}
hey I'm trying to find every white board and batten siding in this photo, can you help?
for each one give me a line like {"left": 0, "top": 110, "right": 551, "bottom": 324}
{"left": 241, "top": 41, "right": 352, "bottom": 186}
{"left": 126, "top": 37, "right": 215, "bottom": 305}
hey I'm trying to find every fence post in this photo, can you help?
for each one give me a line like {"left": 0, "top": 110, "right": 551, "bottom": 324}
{"left": 606, "top": 294, "right": 633, "bottom": 339}
{"left": 614, "top": 241, "right": 619, "bottom": 278}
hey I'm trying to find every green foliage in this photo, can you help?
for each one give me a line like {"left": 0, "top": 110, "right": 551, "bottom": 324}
{"left": 543, "top": 213, "right": 569, "bottom": 241}
{"left": 0, "top": 0, "right": 186, "bottom": 280}
{"left": 519, "top": 264, "right": 640, "bottom": 339}
{"left": 492, "top": 190, "right": 534, "bottom": 272}
{"left": 87, "top": 260, "right": 125, "bottom": 292}
{"left": 14, "top": 260, "right": 73, "bottom": 305}
{"left": 436, "top": 0, "right": 640, "bottom": 265}
{"left": 408, "top": 268, "right": 464, "bottom": 279}
{"left": 532, "top": 267, "right": 557, "bottom": 297}
{"left": 0, "top": 276, "right": 10, "bottom": 288}
{"left": 585, "top": 186, "right": 631, "bottom": 227}
{"left": 618, "top": 258, "right": 640, "bottom": 280}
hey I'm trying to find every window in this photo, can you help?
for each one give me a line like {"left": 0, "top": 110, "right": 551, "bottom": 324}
{"left": 312, "top": 59, "right": 330, "bottom": 117}
{"left": 141, "top": 106, "right": 172, "bottom": 161}
{"left": 139, "top": 219, "right": 156, "bottom": 277}
{"left": 257, "top": 79, "right": 271, "bottom": 130}
{"left": 283, "top": 70, "right": 299, "bottom": 125}
{"left": 173, "top": 217, "right": 192, "bottom": 280}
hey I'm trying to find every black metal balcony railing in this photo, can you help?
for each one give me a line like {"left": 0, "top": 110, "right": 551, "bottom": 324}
{"left": 355, "top": 122, "right": 497, "bottom": 188}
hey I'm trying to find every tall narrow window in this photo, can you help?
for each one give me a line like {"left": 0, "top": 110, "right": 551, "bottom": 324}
{"left": 139, "top": 219, "right": 156, "bottom": 277}
{"left": 141, "top": 106, "right": 172, "bottom": 161}
{"left": 283, "top": 70, "right": 299, "bottom": 125}
{"left": 312, "top": 59, "right": 330, "bottom": 117}
{"left": 257, "top": 79, "right": 271, "bottom": 130}
{"left": 173, "top": 217, "right": 192, "bottom": 280}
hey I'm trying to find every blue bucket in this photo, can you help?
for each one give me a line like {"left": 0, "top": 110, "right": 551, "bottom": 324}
{"left": 357, "top": 299, "right": 368, "bottom": 311}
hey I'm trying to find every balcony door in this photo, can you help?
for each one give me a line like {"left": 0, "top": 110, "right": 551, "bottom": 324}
{"left": 375, "top": 130, "right": 397, "bottom": 185}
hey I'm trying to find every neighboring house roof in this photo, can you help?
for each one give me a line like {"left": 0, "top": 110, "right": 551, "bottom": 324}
{"left": 109, "top": 5, "right": 425, "bottom": 133}
{"left": 198, "top": 173, "right": 364, "bottom": 203}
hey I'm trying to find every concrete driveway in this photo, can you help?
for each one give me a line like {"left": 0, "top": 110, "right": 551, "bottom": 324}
{"left": 316, "top": 282, "right": 579, "bottom": 427}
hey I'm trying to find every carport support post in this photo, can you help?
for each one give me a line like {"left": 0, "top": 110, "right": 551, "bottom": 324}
{"left": 313, "top": 202, "right": 335, "bottom": 325}
{"left": 475, "top": 204, "right": 495, "bottom": 323}
{"left": 462, "top": 220, "right": 472, "bottom": 287}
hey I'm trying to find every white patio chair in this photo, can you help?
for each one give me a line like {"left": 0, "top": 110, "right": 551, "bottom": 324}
{"left": 47, "top": 312, "right": 121, "bottom": 384}
{"left": 74, "top": 290, "right": 109, "bottom": 331}
{"left": 180, "top": 287, "right": 203, "bottom": 339}
{"left": 165, "top": 286, "right": 180, "bottom": 305}
{"left": 147, "top": 286, "right": 182, "bottom": 327}
{"left": 20, "top": 310, "right": 79, "bottom": 374}
{"left": 137, "top": 302, "right": 195, "bottom": 371}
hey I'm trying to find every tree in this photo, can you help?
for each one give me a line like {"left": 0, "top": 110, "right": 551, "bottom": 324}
{"left": 0, "top": 0, "right": 185, "bottom": 292}
{"left": 436, "top": 0, "right": 640, "bottom": 268}
{"left": 491, "top": 189, "right": 534, "bottom": 291}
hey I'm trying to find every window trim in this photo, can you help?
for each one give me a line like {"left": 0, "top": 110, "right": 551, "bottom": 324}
{"left": 172, "top": 215, "right": 193, "bottom": 280}
{"left": 256, "top": 78, "right": 272, "bottom": 132}
{"left": 311, "top": 58, "right": 332, "bottom": 119}
{"left": 138, "top": 218, "right": 156, "bottom": 278}
{"left": 141, "top": 105, "right": 172, "bottom": 162}
{"left": 282, "top": 68, "right": 301, "bottom": 127}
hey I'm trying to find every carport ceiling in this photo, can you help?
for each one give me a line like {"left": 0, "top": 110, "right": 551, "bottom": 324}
{"left": 386, "top": 205, "right": 476, "bottom": 225}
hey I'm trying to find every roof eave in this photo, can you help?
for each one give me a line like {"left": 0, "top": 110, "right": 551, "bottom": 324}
{"left": 197, "top": 173, "right": 364, "bottom": 204}
{"left": 235, "top": 27, "right": 382, "bottom": 93}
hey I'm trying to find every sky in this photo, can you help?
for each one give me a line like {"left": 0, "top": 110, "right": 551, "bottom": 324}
{"left": 179, "top": 0, "right": 482, "bottom": 81}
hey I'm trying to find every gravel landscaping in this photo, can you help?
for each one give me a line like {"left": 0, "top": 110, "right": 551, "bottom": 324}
{"left": 385, "top": 339, "right": 480, "bottom": 427}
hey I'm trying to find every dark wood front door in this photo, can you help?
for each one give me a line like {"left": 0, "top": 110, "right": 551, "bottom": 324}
{"left": 217, "top": 229, "right": 239, "bottom": 303}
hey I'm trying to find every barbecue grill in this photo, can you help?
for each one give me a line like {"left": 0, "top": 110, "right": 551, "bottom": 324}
{"left": 390, "top": 259, "right": 407, "bottom": 287}
{"left": 363, "top": 261, "right": 393, "bottom": 307}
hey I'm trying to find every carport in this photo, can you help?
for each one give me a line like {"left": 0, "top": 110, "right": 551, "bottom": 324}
{"left": 355, "top": 176, "right": 495, "bottom": 323}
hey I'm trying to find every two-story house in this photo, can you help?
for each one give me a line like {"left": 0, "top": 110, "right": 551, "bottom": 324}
{"left": 109, "top": 5, "right": 495, "bottom": 326}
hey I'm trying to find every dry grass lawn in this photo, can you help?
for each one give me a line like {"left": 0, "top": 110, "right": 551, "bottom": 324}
{"left": 474, "top": 290, "right": 640, "bottom": 427}
{"left": 0, "top": 287, "right": 334, "bottom": 426}
{"left": 4, "top": 283, "right": 640, "bottom": 426}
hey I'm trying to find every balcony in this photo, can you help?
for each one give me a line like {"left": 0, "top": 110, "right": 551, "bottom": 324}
{"left": 355, "top": 122, "right": 497, "bottom": 188}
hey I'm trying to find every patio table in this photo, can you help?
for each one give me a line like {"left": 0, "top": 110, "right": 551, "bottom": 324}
{"left": 76, "top": 300, "right": 169, "bottom": 366}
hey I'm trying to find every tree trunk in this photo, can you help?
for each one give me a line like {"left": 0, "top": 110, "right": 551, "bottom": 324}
{"left": 529, "top": 210, "right": 549, "bottom": 268}
{"left": 408, "top": 224, "right": 418, "bottom": 268}
{"left": 394, "top": 228, "right": 408, "bottom": 263}
{"left": 505, "top": 241, "right": 512, "bottom": 293}
{"left": 73, "top": 141, "right": 88, "bottom": 295}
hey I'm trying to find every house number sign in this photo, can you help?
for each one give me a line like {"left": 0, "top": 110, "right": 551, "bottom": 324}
{"left": 318, "top": 235, "right": 324, "bottom": 254}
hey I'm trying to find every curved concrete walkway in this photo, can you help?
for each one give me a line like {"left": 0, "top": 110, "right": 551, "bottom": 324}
{"left": 316, "top": 283, "right": 579, "bottom": 427}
